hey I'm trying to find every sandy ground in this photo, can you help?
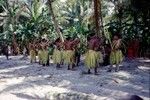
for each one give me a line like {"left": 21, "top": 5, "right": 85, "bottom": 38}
{"left": 0, "top": 56, "right": 149, "bottom": 100}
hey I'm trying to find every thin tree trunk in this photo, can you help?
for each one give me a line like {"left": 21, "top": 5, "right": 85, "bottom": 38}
{"left": 98, "top": 0, "right": 104, "bottom": 37}
{"left": 94, "top": 0, "right": 103, "bottom": 38}
{"left": 47, "top": 0, "right": 64, "bottom": 42}
{"left": 94, "top": 0, "right": 100, "bottom": 36}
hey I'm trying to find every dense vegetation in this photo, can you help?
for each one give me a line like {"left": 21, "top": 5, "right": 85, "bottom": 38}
{"left": 0, "top": 0, "right": 149, "bottom": 57}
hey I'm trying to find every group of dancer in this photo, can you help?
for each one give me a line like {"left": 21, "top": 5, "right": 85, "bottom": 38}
{"left": 29, "top": 33, "right": 123, "bottom": 75}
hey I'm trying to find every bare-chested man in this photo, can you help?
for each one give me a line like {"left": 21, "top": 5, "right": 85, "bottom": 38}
{"left": 85, "top": 33, "right": 102, "bottom": 75}
{"left": 63, "top": 37, "right": 80, "bottom": 70}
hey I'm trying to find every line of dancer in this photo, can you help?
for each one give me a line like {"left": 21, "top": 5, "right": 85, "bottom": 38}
{"left": 29, "top": 32, "right": 124, "bottom": 75}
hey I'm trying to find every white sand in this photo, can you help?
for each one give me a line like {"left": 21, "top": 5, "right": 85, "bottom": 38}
{"left": 0, "top": 56, "right": 149, "bottom": 100}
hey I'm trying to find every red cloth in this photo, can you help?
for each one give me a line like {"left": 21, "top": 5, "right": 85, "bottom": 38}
{"left": 128, "top": 48, "right": 134, "bottom": 59}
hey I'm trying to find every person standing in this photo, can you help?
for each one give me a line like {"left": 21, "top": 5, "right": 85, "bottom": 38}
{"left": 108, "top": 34, "right": 123, "bottom": 72}
{"left": 52, "top": 38, "right": 63, "bottom": 68}
{"left": 84, "top": 33, "right": 102, "bottom": 75}
{"left": 29, "top": 42, "right": 36, "bottom": 63}
{"left": 40, "top": 39, "right": 49, "bottom": 66}
{"left": 63, "top": 37, "right": 80, "bottom": 70}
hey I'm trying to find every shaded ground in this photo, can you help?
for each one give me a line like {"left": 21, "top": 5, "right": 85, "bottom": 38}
{"left": 0, "top": 56, "right": 149, "bottom": 100}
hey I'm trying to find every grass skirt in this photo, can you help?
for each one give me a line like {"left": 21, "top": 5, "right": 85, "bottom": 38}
{"left": 63, "top": 50, "right": 75, "bottom": 65}
{"left": 38, "top": 50, "right": 42, "bottom": 63}
{"left": 110, "top": 50, "right": 123, "bottom": 64}
{"left": 41, "top": 50, "right": 49, "bottom": 64}
{"left": 52, "top": 49, "right": 62, "bottom": 64}
{"left": 30, "top": 50, "right": 36, "bottom": 62}
{"left": 85, "top": 50, "right": 102, "bottom": 69}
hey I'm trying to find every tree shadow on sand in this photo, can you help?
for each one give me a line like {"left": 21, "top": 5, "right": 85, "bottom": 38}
{"left": 0, "top": 57, "right": 149, "bottom": 99}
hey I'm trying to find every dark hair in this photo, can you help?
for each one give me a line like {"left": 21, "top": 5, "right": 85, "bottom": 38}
{"left": 88, "top": 32, "right": 95, "bottom": 38}
{"left": 114, "top": 34, "right": 121, "bottom": 38}
{"left": 55, "top": 38, "right": 61, "bottom": 42}
{"left": 42, "top": 39, "right": 46, "bottom": 42}
{"left": 66, "top": 36, "right": 71, "bottom": 41}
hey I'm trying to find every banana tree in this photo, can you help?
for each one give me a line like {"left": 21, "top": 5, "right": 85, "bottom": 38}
{"left": 47, "top": 0, "right": 64, "bottom": 42}
{"left": 0, "top": 0, "right": 27, "bottom": 54}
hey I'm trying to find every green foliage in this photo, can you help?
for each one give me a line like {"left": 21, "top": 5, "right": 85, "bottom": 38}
{"left": 0, "top": 0, "right": 149, "bottom": 55}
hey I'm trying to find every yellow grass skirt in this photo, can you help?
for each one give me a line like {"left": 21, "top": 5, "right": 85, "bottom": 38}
{"left": 38, "top": 50, "right": 42, "bottom": 63}
{"left": 110, "top": 50, "right": 123, "bottom": 64}
{"left": 85, "top": 50, "right": 102, "bottom": 69}
{"left": 52, "top": 49, "right": 62, "bottom": 64}
{"left": 30, "top": 50, "right": 36, "bottom": 61}
{"left": 63, "top": 50, "right": 75, "bottom": 65}
{"left": 41, "top": 50, "right": 49, "bottom": 64}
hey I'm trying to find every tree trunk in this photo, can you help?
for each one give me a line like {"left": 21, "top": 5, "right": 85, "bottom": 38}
{"left": 93, "top": 0, "right": 103, "bottom": 37}
{"left": 47, "top": 0, "right": 64, "bottom": 42}
{"left": 98, "top": 0, "right": 104, "bottom": 37}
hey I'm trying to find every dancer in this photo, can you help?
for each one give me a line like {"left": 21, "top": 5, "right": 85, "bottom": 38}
{"left": 63, "top": 37, "right": 80, "bottom": 70}
{"left": 52, "top": 38, "right": 63, "bottom": 68}
{"left": 85, "top": 33, "right": 102, "bottom": 75}
{"left": 108, "top": 34, "right": 123, "bottom": 72}
{"left": 41, "top": 39, "right": 49, "bottom": 66}
{"left": 29, "top": 41, "right": 36, "bottom": 63}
